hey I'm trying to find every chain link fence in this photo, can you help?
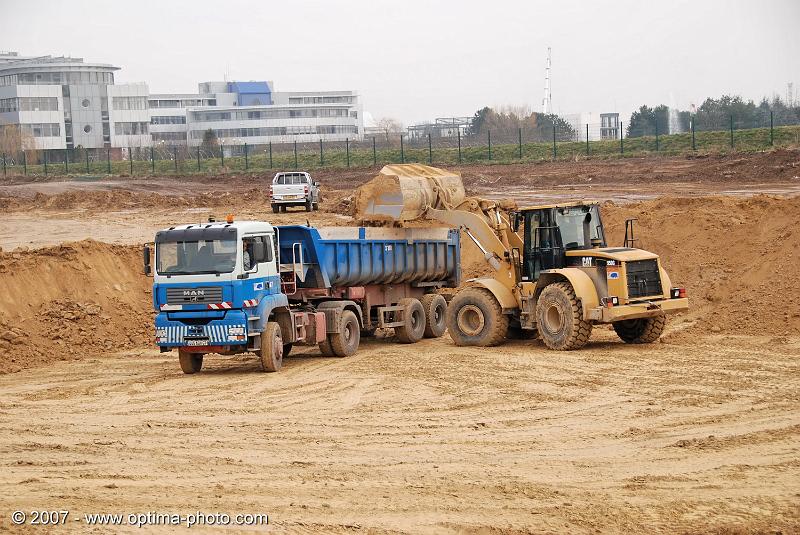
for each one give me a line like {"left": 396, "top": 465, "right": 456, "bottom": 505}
{"left": 2, "top": 111, "right": 799, "bottom": 178}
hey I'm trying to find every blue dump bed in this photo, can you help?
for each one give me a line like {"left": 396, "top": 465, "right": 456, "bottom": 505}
{"left": 276, "top": 226, "right": 460, "bottom": 289}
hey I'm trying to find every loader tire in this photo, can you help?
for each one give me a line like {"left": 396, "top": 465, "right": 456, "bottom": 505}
{"left": 258, "top": 322, "right": 284, "bottom": 372}
{"left": 613, "top": 314, "right": 666, "bottom": 344}
{"left": 329, "top": 310, "right": 360, "bottom": 357}
{"left": 536, "top": 282, "right": 592, "bottom": 350}
{"left": 421, "top": 294, "right": 447, "bottom": 338}
{"left": 445, "top": 287, "right": 508, "bottom": 347}
{"left": 395, "top": 298, "right": 426, "bottom": 343}
{"left": 178, "top": 350, "right": 203, "bottom": 374}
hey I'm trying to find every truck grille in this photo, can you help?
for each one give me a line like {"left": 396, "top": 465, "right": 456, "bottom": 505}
{"left": 626, "top": 260, "right": 662, "bottom": 299}
{"left": 166, "top": 286, "right": 223, "bottom": 305}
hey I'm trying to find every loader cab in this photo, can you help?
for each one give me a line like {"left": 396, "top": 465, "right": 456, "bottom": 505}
{"left": 519, "top": 203, "right": 606, "bottom": 280}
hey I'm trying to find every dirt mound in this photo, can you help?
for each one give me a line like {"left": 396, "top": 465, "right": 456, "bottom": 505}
{"left": 0, "top": 241, "right": 152, "bottom": 373}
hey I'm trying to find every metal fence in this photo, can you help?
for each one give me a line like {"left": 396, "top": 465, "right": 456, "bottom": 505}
{"left": 2, "top": 111, "right": 799, "bottom": 178}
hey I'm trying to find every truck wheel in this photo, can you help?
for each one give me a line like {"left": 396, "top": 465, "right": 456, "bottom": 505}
{"left": 445, "top": 288, "right": 508, "bottom": 346}
{"left": 305, "top": 199, "right": 313, "bottom": 212}
{"left": 421, "top": 294, "right": 447, "bottom": 338}
{"left": 613, "top": 314, "right": 666, "bottom": 344}
{"left": 271, "top": 204, "right": 279, "bottom": 214}
{"left": 319, "top": 337, "right": 334, "bottom": 356}
{"left": 178, "top": 350, "right": 203, "bottom": 374}
{"left": 536, "top": 282, "right": 592, "bottom": 350}
{"left": 280, "top": 205, "right": 287, "bottom": 213}
{"left": 313, "top": 202, "right": 319, "bottom": 211}
{"left": 283, "top": 343, "right": 293, "bottom": 357}
{"left": 395, "top": 298, "right": 426, "bottom": 343}
{"left": 329, "top": 310, "right": 360, "bottom": 357}
{"left": 258, "top": 322, "right": 283, "bottom": 372}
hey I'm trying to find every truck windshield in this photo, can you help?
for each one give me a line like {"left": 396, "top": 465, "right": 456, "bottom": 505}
{"left": 555, "top": 205, "right": 605, "bottom": 249}
{"left": 156, "top": 239, "right": 237, "bottom": 275}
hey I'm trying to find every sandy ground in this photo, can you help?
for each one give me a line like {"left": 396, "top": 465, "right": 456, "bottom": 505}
{"left": 0, "top": 332, "right": 798, "bottom": 534}
{"left": 0, "top": 151, "right": 799, "bottom": 533}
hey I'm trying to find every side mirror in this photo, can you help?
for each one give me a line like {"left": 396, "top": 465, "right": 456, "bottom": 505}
{"left": 252, "top": 241, "right": 266, "bottom": 263}
{"left": 313, "top": 181, "right": 319, "bottom": 187}
{"left": 509, "top": 212, "right": 521, "bottom": 232}
{"left": 143, "top": 245, "right": 152, "bottom": 275}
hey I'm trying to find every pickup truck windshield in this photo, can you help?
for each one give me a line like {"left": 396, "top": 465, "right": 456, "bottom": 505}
{"left": 275, "top": 174, "right": 308, "bottom": 184}
{"left": 156, "top": 238, "right": 237, "bottom": 275}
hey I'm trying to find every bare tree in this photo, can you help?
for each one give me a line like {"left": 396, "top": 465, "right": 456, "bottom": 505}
{"left": 376, "top": 117, "right": 404, "bottom": 145}
{"left": 0, "top": 120, "right": 38, "bottom": 163}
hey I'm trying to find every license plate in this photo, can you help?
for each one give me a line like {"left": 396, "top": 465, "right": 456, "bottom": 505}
{"left": 287, "top": 195, "right": 301, "bottom": 200}
{"left": 186, "top": 338, "right": 209, "bottom": 346}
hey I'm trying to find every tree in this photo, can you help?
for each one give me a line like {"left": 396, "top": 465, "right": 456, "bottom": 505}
{"left": 468, "top": 107, "right": 491, "bottom": 136}
{"left": 375, "top": 117, "right": 403, "bottom": 144}
{"left": 0, "top": 121, "right": 38, "bottom": 163}
{"left": 200, "top": 129, "right": 218, "bottom": 153}
{"left": 467, "top": 105, "right": 575, "bottom": 141}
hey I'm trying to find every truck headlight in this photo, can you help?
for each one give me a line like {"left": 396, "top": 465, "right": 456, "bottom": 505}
{"left": 155, "top": 328, "right": 167, "bottom": 337}
{"left": 227, "top": 326, "right": 245, "bottom": 335}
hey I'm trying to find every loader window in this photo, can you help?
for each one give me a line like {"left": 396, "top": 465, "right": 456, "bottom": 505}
{"left": 156, "top": 238, "right": 237, "bottom": 275}
{"left": 555, "top": 205, "right": 605, "bottom": 249}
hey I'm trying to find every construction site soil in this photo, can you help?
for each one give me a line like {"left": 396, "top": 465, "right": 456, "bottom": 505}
{"left": 0, "top": 150, "right": 798, "bottom": 533}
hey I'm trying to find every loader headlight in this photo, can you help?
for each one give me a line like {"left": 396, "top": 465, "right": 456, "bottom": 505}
{"left": 671, "top": 287, "right": 686, "bottom": 299}
{"left": 227, "top": 326, "right": 245, "bottom": 335}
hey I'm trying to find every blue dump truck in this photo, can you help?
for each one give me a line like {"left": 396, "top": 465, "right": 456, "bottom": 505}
{"left": 144, "top": 217, "right": 460, "bottom": 374}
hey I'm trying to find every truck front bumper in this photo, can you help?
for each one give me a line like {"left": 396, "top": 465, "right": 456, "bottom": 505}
{"left": 154, "top": 311, "right": 249, "bottom": 348}
{"left": 586, "top": 297, "right": 688, "bottom": 322}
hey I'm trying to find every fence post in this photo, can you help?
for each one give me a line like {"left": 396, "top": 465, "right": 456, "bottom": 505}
{"left": 585, "top": 124, "right": 590, "bottom": 155}
{"left": 691, "top": 118, "right": 696, "bottom": 151}
{"left": 173, "top": 146, "right": 178, "bottom": 172}
{"left": 770, "top": 111, "right": 774, "bottom": 146}
{"left": 65, "top": 149, "right": 69, "bottom": 174}
{"left": 85, "top": 150, "right": 89, "bottom": 173}
{"left": 346, "top": 138, "right": 350, "bottom": 168}
{"left": 1, "top": 153, "right": 5, "bottom": 176}
{"left": 552, "top": 125, "right": 557, "bottom": 159}
{"left": 197, "top": 147, "right": 201, "bottom": 171}
{"left": 292, "top": 140, "right": 297, "bottom": 169}
{"left": 400, "top": 134, "right": 405, "bottom": 163}
{"left": 620, "top": 122, "right": 624, "bottom": 154}
{"left": 150, "top": 146, "right": 155, "bottom": 173}
{"left": 457, "top": 129, "right": 462, "bottom": 163}
{"left": 319, "top": 139, "right": 323, "bottom": 166}
{"left": 45, "top": 150, "right": 48, "bottom": 175}
{"left": 487, "top": 130, "right": 492, "bottom": 160}
{"left": 23, "top": 151, "right": 27, "bottom": 175}
{"left": 372, "top": 137, "right": 377, "bottom": 166}
{"left": 106, "top": 148, "right": 110, "bottom": 174}
{"left": 654, "top": 121, "right": 659, "bottom": 152}
{"left": 221, "top": 144, "right": 225, "bottom": 168}
{"left": 244, "top": 143, "right": 249, "bottom": 170}
{"left": 269, "top": 142, "right": 273, "bottom": 168}
{"left": 129, "top": 147, "right": 133, "bottom": 175}
{"left": 428, "top": 133, "right": 432, "bottom": 164}
{"left": 518, "top": 128, "right": 522, "bottom": 159}
{"left": 729, "top": 115, "right": 734, "bottom": 149}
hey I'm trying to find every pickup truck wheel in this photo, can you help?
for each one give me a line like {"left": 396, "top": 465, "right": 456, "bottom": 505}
{"left": 258, "top": 322, "right": 283, "bottom": 372}
{"left": 305, "top": 199, "right": 313, "bottom": 212}
{"left": 313, "top": 202, "right": 319, "bottom": 211}
{"left": 271, "top": 204, "right": 279, "bottom": 214}
{"left": 280, "top": 205, "right": 287, "bottom": 213}
{"left": 395, "top": 298, "right": 426, "bottom": 343}
{"left": 329, "top": 310, "right": 360, "bottom": 357}
{"left": 445, "top": 287, "right": 508, "bottom": 347}
{"left": 178, "top": 350, "right": 203, "bottom": 374}
{"left": 613, "top": 314, "right": 666, "bottom": 344}
{"left": 421, "top": 294, "right": 447, "bottom": 338}
{"left": 536, "top": 282, "right": 592, "bottom": 350}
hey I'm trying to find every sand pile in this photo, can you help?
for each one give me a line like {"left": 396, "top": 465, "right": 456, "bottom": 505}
{"left": 0, "top": 241, "right": 152, "bottom": 373}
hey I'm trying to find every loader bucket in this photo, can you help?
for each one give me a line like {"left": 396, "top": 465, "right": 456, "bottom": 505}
{"left": 354, "top": 164, "right": 466, "bottom": 222}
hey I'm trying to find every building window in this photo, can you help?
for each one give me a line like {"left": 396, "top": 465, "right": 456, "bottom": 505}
{"left": 82, "top": 98, "right": 90, "bottom": 108}
{"left": 83, "top": 125, "right": 92, "bottom": 133}
{"left": 114, "top": 122, "right": 149, "bottom": 135}
{"left": 19, "top": 123, "right": 61, "bottom": 137}
{"left": 151, "top": 115, "right": 187, "bottom": 125}
{"left": 112, "top": 97, "right": 148, "bottom": 110}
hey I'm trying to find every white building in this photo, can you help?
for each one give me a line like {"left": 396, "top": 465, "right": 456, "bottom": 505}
{"left": 0, "top": 52, "right": 150, "bottom": 153}
{"left": 150, "top": 82, "right": 363, "bottom": 148}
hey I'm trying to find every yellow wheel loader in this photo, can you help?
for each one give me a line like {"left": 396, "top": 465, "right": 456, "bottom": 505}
{"left": 355, "top": 164, "right": 689, "bottom": 350}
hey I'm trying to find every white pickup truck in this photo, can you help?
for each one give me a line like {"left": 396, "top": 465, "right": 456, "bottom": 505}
{"left": 269, "top": 172, "right": 321, "bottom": 213}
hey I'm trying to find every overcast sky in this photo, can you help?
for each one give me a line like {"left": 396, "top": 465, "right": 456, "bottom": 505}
{"left": 2, "top": 0, "right": 798, "bottom": 125}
